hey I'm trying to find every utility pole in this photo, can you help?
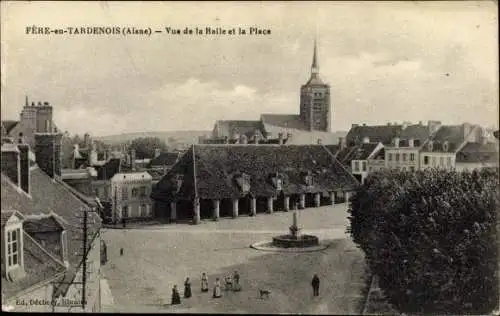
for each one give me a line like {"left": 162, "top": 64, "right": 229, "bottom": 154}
{"left": 51, "top": 206, "right": 99, "bottom": 312}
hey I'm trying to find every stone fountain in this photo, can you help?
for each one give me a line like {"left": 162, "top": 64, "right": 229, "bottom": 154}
{"left": 271, "top": 211, "right": 319, "bottom": 248}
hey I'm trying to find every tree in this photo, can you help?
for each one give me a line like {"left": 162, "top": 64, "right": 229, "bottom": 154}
{"left": 348, "top": 168, "right": 499, "bottom": 314}
{"left": 129, "top": 137, "right": 168, "bottom": 159}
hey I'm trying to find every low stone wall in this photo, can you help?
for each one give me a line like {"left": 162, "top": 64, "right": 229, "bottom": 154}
{"left": 271, "top": 234, "right": 319, "bottom": 248}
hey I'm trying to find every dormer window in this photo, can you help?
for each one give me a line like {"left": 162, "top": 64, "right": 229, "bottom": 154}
{"left": 2, "top": 210, "right": 25, "bottom": 278}
{"left": 234, "top": 173, "right": 251, "bottom": 194}
{"left": 428, "top": 141, "right": 434, "bottom": 151}
{"left": 414, "top": 139, "right": 421, "bottom": 147}
{"left": 270, "top": 173, "right": 283, "bottom": 191}
{"left": 442, "top": 141, "right": 449, "bottom": 152}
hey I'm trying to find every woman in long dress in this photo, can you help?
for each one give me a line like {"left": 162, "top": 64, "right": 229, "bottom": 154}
{"left": 171, "top": 285, "right": 181, "bottom": 305}
{"left": 184, "top": 277, "right": 192, "bottom": 298}
{"left": 201, "top": 273, "right": 209, "bottom": 292}
{"left": 233, "top": 270, "right": 241, "bottom": 292}
{"left": 213, "top": 278, "right": 222, "bottom": 298}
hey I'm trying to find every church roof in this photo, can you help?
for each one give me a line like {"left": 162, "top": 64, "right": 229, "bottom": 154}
{"left": 261, "top": 114, "right": 307, "bottom": 130}
{"left": 213, "top": 120, "right": 263, "bottom": 138}
{"left": 151, "top": 144, "right": 359, "bottom": 202}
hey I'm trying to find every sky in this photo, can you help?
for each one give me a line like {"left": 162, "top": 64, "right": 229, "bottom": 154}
{"left": 1, "top": 1, "right": 498, "bottom": 136}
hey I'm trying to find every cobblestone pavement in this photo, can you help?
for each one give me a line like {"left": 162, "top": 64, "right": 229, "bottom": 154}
{"left": 101, "top": 204, "right": 369, "bottom": 314}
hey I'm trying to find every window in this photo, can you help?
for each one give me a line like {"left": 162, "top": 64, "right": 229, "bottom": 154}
{"left": 388, "top": 153, "right": 393, "bottom": 161}
{"left": 122, "top": 206, "right": 128, "bottom": 218}
{"left": 402, "top": 153, "right": 407, "bottom": 162}
{"left": 131, "top": 188, "right": 138, "bottom": 197}
{"left": 354, "top": 161, "right": 360, "bottom": 172}
{"left": 447, "top": 157, "right": 452, "bottom": 166}
{"left": 432, "top": 157, "right": 436, "bottom": 166}
{"left": 362, "top": 161, "right": 367, "bottom": 172}
{"left": 140, "top": 186, "right": 147, "bottom": 197}
{"left": 410, "top": 166, "right": 415, "bottom": 172}
{"left": 395, "top": 153, "right": 400, "bottom": 162}
{"left": 439, "top": 157, "right": 444, "bottom": 166}
{"left": 369, "top": 167, "right": 372, "bottom": 172}
{"left": 121, "top": 187, "right": 128, "bottom": 200}
{"left": 424, "top": 156, "right": 429, "bottom": 165}
{"left": 7, "top": 228, "right": 20, "bottom": 268}
{"left": 410, "top": 153, "right": 415, "bottom": 161}
{"left": 402, "top": 167, "right": 407, "bottom": 171}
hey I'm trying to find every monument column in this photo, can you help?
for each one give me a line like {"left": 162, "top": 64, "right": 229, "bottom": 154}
{"left": 213, "top": 199, "right": 220, "bottom": 221}
{"left": 232, "top": 198, "right": 239, "bottom": 218}
{"left": 314, "top": 193, "right": 321, "bottom": 207}
{"left": 299, "top": 194, "right": 306, "bottom": 209}
{"left": 250, "top": 197, "right": 257, "bottom": 216}
{"left": 267, "top": 197, "right": 274, "bottom": 214}
{"left": 170, "top": 201, "right": 177, "bottom": 222}
{"left": 193, "top": 198, "right": 201, "bottom": 225}
{"left": 284, "top": 196, "right": 290, "bottom": 212}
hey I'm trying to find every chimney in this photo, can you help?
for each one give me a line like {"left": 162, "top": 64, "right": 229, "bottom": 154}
{"left": 1, "top": 143, "right": 20, "bottom": 186}
{"left": 18, "top": 144, "right": 30, "bottom": 194}
{"left": 131, "top": 149, "right": 136, "bottom": 170}
{"left": 37, "top": 101, "right": 42, "bottom": 106}
{"left": 362, "top": 123, "right": 366, "bottom": 127}
{"left": 362, "top": 137, "right": 370, "bottom": 144}
{"left": 240, "top": 134, "right": 248, "bottom": 144}
{"left": 462, "top": 123, "right": 472, "bottom": 139}
{"left": 338, "top": 137, "right": 346, "bottom": 149}
{"left": 278, "top": 132, "right": 284, "bottom": 145}
{"left": 154, "top": 147, "right": 161, "bottom": 158}
{"left": 408, "top": 138, "right": 414, "bottom": 148}
{"left": 34, "top": 133, "right": 63, "bottom": 178}
{"left": 428, "top": 120, "right": 442, "bottom": 134}
{"left": 393, "top": 137, "right": 400, "bottom": 148}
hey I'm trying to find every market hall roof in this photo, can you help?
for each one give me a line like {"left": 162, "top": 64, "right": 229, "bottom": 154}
{"left": 151, "top": 144, "right": 359, "bottom": 202}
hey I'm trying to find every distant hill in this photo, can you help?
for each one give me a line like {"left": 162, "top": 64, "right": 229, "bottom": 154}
{"left": 95, "top": 130, "right": 212, "bottom": 145}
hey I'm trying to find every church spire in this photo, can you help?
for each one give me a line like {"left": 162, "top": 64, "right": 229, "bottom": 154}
{"left": 311, "top": 39, "right": 319, "bottom": 75}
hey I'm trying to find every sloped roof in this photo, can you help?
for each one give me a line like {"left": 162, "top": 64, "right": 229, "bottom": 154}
{"left": 111, "top": 171, "right": 152, "bottom": 182}
{"left": 152, "top": 144, "right": 359, "bottom": 201}
{"left": 213, "top": 120, "right": 263, "bottom": 138}
{"left": 346, "top": 125, "right": 403, "bottom": 146}
{"left": 456, "top": 142, "right": 499, "bottom": 163}
{"left": 261, "top": 114, "right": 307, "bottom": 130}
{"left": 422, "top": 125, "right": 465, "bottom": 153}
{"left": 148, "top": 152, "right": 179, "bottom": 167}
{"left": 24, "top": 215, "right": 64, "bottom": 233}
{"left": 1, "top": 210, "right": 16, "bottom": 229}
{"left": 1, "top": 232, "right": 66, "bottom": 300}
{"left": 1, "top": 121, "right": 19, "bottom": 134}
{"left": 1, "top": 167, "right": 100, "bottom": 298}
{"left": 398, "top": 125, "right": 431, "bottom": 145}
{"left": 342, "top": 143, "right": 380, "bottom": 163}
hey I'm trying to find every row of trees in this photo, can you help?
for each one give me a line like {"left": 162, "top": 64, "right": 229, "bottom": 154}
{"left": 348, "top": 168, "right": 499, "bottom": 314}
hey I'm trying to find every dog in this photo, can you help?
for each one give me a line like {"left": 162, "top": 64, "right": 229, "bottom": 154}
{"left": 259, "top": 289, "right": 271, "bottom": 299}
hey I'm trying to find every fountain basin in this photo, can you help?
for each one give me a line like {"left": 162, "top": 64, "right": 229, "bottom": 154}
{"left": 272, "top": 234, "right": 319, "bottom": 248}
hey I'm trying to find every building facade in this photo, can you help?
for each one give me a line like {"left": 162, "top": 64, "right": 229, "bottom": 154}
{"left": 151, "top": 144, "right": 359, "bottom": 224}
{"left": 110, "top": 172, "right": 154, "bottom": 223}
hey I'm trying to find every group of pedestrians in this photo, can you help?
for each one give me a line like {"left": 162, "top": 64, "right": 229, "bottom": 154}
{"left": 171, "top": 272, "right": 320, "bottom": 306}
{"left": 171, "top": 270, "right": 241, "bottom": 305}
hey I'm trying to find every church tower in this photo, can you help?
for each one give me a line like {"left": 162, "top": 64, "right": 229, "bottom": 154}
{"left": 300, "top": 40, "right": 331, "bottom": 132}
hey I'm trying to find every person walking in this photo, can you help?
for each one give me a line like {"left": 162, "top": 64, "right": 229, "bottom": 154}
{"left": 233, "top": 270, "right": 241, "bottom": 292}
{"left": 171, "top": 285, "right": 181, "bottom": 305}
{"left": 201, "top": 273, "right": 209, "bottom": 292}
{"left": 311, "top": 273, "right": 320, "bottom": 297}
{"left": 213, "top": 278, "right": 222, "bottom": 298}
{"left": 184, "top": 277, "right": 192, "bottom": 298}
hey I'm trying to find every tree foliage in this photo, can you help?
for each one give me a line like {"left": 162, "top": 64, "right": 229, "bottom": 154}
{"left": 129, "top": 137, "right": 168, "bottom": 159}
{"left": 348, "top": 168, "right": 499, "bottom": 314}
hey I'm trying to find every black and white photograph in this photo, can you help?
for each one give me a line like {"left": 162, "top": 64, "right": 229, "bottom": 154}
{"left": 1, "top": 1, "right": 499, "bottom": 314}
